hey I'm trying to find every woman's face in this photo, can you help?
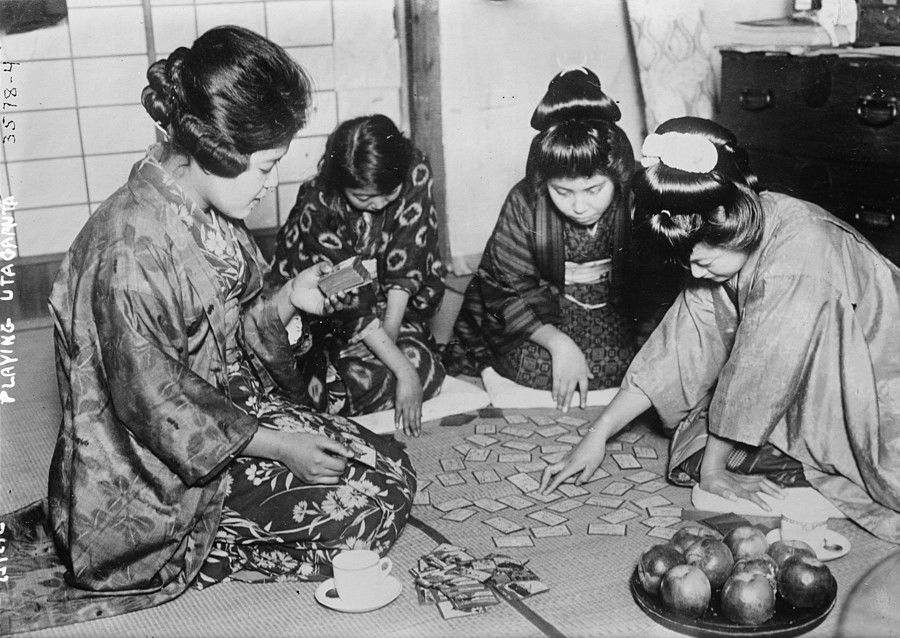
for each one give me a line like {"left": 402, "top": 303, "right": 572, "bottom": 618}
{"left": 688, "top": 242, "right": 749, "bottom": 282}
{"left": 343, "top": 183, "right": 403, "bottom": 213}
{"left": 546, "top": 174, "right": 616, "bottom": 226}
{"left": 193, "top": 145, "right": 288, "bottom": 220}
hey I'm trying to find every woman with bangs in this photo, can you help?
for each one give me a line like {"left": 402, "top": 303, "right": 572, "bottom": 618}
{"left": 541, "top": 116, "right": 900, "bottom": 545}
{"left": 445, "top": 67, "right": 637, "bottom": 412}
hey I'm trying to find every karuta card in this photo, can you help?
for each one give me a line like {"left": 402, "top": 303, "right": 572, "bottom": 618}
{"left": 536, "top": 425, "right": 567, "bottom": 438}
{"left": 465, "top": 447, "right": 491, "bottom": 463}
{"left": 525, "top": 490, "right": 562, "bottom": 504}
{"left": 557, "top": 415, "right": 587, "bottom": 426}
{"left": 418, "top": 478, "right": 432, "bottom": 492}
{"left": 625, "top": 470, "right": 659, "bottom": 484}
{"left": 474, "top": 422, "right": 497, "bottom": 435}
{"left": 586, "top": 495, "right": 625, "bottom": 509}
{"left": 546, "top": 499, "right": 583, "bottom": 513}
{"left": 434, "top": 497, "right": 474, "bottom": 512}
{"left": 529, "top": 415, "right": 556, "bottom": 426}
{"left": 473, "top": 498, "right": 507, "bottom": 512}
{"left": 501, "top": 426, "right": 535, "bottom": 439}
{"left": 466, "top": 434, "right": 499, "bottom": 448}
{"left": 588, "top": 523, "right": 627, "bottom": 536}
{"left": 633, "top": 479, "right": 668, "bottom": 493}
{"left": 453, "top": 444, "right": 473, "bottom": 456}
{"left": 437, "top": 600, "right": 485, "bottom": 619}
{"left": 483, "top": 516, "right": 525, "bottom": 534}
{"left": 497, "top": 452, "right": 532, "bottom": 463}
{"left": 633, "top": 446, "right": 658, "bottom": 460}
{"left": 605, "top": 441, "right": 623, "bottom": 452}
{"left": 647, "top": 526, "right": 679, "bottom": 540}
{"left": 612, "top": 454, "right": 642, "bottom": 470}
{"left": 504, "top": 414, "right": 529, "bottom": 424}
{"left": 648, "top": 506, "right": 683, "bottom": 518}
{"left": 514, "top": 460, "right": 548, "bottom": 473}
{"left": 542, "top": 451, "right": 568, "bottom": 464}
{"left": 493, "top": 535, "right": 534, "bottom": 548}
{"left": 556, "top": 434, "right": 582, "bottom": 446}
{"left": 558, "top": 483, "right": 589, "bottom": 498}
{"left": 413, "top": 491, "right": 431, "bottom": 506}
{"left": 599, "top": 508, "right": 639, "bottom": 524}
{"left": 503, "top": 440, "right": 538, "bottom": 452}
{"left": 506, "top": 473, "right": 541, "bottom": 493}
{"left": 601, "top": 481, "right": 633, "bottom": 496}
{"left": 497, "top": 494, "right": 534, "bottom": 510}
{"left": 541, "top": 443, "right": 571, "bottom": 454}
{"left": 436, "top": 471, "right": 466, "bottom": 487}
{"left": 616, "top": 431, "right": 644, "bottom": 444}
{"left": 641, "top": 516, "right": 682, "bottom": 528}
{"left": 562, "top": 467, "right": 609, "bottom": 484}
{"left": 531, "top": 524, "right": 571, "bottom": 539}
{"left": 442, "top": 507, "right": 478, "bottom": 522}
{"left": 634, "top": 494, "right": 672, "bottom": 509}
{"left": 527, "top": 510, "right": 568, "bottom": 526}
{"left": 440, "top": 458, "right": 465, "bottom": 472}
{"left": 473, "top": 469, "right": 502, "bottom": 484}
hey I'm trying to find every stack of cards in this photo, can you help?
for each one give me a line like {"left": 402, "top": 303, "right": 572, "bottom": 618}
{"left": 317, "top": 256, "right": 373, "bottom": 297}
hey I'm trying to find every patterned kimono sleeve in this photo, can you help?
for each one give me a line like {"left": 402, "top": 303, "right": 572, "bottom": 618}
{"left": 479, "top": 189, "right": 556, "bottom": 342}
{"left": 382, "top": 154, "right": 445, "bottom": 313}
{"left": 709, "top": 274, "right": 837, "bottom": 447}
{"left": 93, "top": 242, "right": 258, "bottom": 487}
{"left": 240, "top": 291, "right": 306, "bottom": 403}
{"left": 622, "top": 281, "right": 735, "bottom": 429}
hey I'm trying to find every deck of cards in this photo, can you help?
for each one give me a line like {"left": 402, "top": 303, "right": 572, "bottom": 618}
{"left": 317, "top": 256, "right": 374, "bottom": 297}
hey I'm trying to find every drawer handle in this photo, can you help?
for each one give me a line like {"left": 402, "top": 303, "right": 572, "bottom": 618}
{"left": 856, "top": 95, "right": 898, "bottom": 127}
{"left": 854, "top": 208, "right": 896, "bottom": 230}
{"left": 739, "top": 88, "right": 773, "bottom": 112}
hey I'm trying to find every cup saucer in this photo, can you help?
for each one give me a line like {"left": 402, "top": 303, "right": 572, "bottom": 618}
{"left": 766, "top": 528, "right": 851, "bottom": 561}
{"left": 314, "top": 575, "right": 402, "bottom": 613}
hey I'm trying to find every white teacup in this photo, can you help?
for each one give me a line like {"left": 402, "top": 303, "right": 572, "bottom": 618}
{"left": 332, "top": 550, "right": 393, "bottom": 604}
{"left": 781, "top": 509, "right": 828, "bottom": 548}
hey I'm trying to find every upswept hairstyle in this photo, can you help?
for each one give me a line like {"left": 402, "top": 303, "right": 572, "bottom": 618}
{"left": 141, "top": 26, "right": 311, "bottom": 178}
{"left": 317, "top": 114, "right": 415, "bottom": 196}
{"left": 526, "top": 67, "right": 634, "bottom": 189}
{"left": 633, "top": 116, "right": 763, "bottom": 263}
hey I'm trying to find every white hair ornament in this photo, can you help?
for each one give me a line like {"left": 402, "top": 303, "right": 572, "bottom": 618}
{"left": 640, "top": 132, "right": 718, "bottom": 174}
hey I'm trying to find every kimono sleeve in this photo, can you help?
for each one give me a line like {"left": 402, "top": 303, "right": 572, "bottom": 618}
{"left": 92, "top": 242, "right": 257, "bottom": 487}
{"left": 478, "top": 188, "right": 558, "bottom": 342}
{"left": 622, "top": 281, "right": 736, "bottom": 429}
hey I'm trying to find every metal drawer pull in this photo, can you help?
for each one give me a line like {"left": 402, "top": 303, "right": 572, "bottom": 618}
{"left": 739, "top": 88, "right": 773, "bottom": 111}
{"left": 856, "top": 95, "right": 897, "bottom": 127}
{"left": 854, "top": 208, "right": 896, "bottom": 230}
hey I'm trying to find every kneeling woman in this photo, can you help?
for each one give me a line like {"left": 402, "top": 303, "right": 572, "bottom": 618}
{"left": 271, "top": 115, "right": 446, "bottom": 436}
{"left": 0, "top": 27, "right": 415, "bottom": 634}
{"left": 542, "top": 117, "right": 900, "bottom": 545}
{"left": 448, "top": 68, "right": 636, "bottom": 411}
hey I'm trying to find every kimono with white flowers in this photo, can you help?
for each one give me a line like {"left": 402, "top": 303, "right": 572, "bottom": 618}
{"left": 0, "top": 145, "right": 416, "bottom": 635}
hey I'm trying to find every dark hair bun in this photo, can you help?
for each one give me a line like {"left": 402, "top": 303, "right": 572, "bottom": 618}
{"left": 530, "top": 67, "right": 621, "bottom": 131}
{"left": 141, "top": 48, "right": 189, "bottom": 130}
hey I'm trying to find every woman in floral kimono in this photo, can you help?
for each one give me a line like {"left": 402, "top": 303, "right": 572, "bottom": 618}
{"left": 0, "top": 27, "right": 415, "bottom": 634}
{"left": 445, "top": 68, "right": 636, "bottom": 412}
{"left": 270, "top": 115, "right": 446, "bottom": 436}
{"left": 541, "top": 117, "right": 900, "bottom": 545}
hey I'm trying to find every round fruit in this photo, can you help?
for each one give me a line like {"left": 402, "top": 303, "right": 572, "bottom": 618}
{"left": 721, "top": 572, "right": 776, "bottom": 625}
{"left": 767, "top": 539, "right": 817, "bottom": 569}
{"left": 724, "top": 525, "right": 769, "bottom": 561}
{"left": 684, "top": 537, "right": 735, "bottom": 590}
{"left": 731, "top": 554, "right": 778, "bottom": 591}
{"left": 638, "top": 543, "right": 685, "bottom": 595}
{"left": 777, "top": 554, "right": 837, "bottom": 609}
{"left": 660, "top": 564, "right": 712, "bottom": 619}
{"left": 671, "top": 525, "right": 722, "bottom": 553}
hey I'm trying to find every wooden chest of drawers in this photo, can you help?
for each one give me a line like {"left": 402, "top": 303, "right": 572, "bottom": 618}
{"left": 717, "top": 49, "right": 900, "bottom": 265}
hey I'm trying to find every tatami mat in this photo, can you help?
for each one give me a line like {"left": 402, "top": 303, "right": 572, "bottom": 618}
{"left": 1, "top": 327, "right": 897, "bottom": 637}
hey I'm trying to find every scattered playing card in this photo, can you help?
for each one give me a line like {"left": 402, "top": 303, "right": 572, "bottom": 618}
{"left": 465, "top": 447, "right": 491, "bottom": 463}
{"left": 413, "top": 491, "right": 431, "bottom": 506}
{"left": 556, "top": 434, "right": 582, "bottom": 446}
{"left": 601, "top": 481, "right": 633, "bottom": 496}
{"left": 557, "top": 415, "right": 587, "bottom": 426}
{"left": 600, "top": 508, "right": 639, "bottom": 524}
{"left": 634, "top": 494, "right": 672, "bottom": 510}
{"left": 443, "top": 508, "right": 478, "bottom": 522}
{"left": 529, "top": 415, "right": 556, "bottom": 426}
{"left": 434, "top": 497, "right": 474, "bottom": 512}
{"left": 612, "top": 454, "right": 642, "bottom": 470}
{"left": 466, "top": 434, "right": 499, "bottom": 448}
{"left": 525, "top": 490, "right": 562, "bottom": 504}
{"left": 504, "top": 414, "right": 529, "bottom": 424}
{"left": 473, "top": 498, "right": 507, "bottom": 512}
{"left": 535, "top": 425, "right": 567, "bottom": 438}
{"left": 647, "top": 526, "right": 678, "bottom": 540}
{"left": 506, "top": 473, "right": 541, "bottom": 493}
{"left": 633, "top": 479, "right": 668, "bottom": 493}
{"left": 527, "top": 510, "right": 568, "bottom": 526}
{"left": 531, "top": 524, "right": 571, "bottom": 538}
{"left": 648, "top": 506, "right": 683, "bottom": 518}
{"left": 475, "top": 422, "right": 498, "bottom": 435}
{"left": 493, "top": 535, "right": 534, "bottom": 548}
{"left": 586, "top": 495, "right": 625, "bottom": 509}
{"left": 440, "top": 458, "right": 465, "bottom": 472}
{"left": 542, "top": 451, "right": 568, "bottom": 464}
{"left": 436, "top": 472, "right": 466, "bottom": 487}
{"left": 546, "top": 499, "right": 583, "bottom": 513}
{"left": 497, "top": 452, "right": 532, "bottom": 463}
{"left": 497, "top": 494, "right": 534, "bottom": 510}
{"left": 437, "top": 600, "right": 485, "bottom": 619}
{"left": 616, "top": 431, "right": 643, "bottom": 444}
{"left": 418, "top": 478, "right": 433, "bottom": 492}
{"left": 483, "top": 516, "right": 525, "bottom": 534}
{"left": 588, "top": 523, "right": 627, "bottom": 536}
{"left": 558, "top": 483, "right": 589, "bottom": 498}
{"left": 642, "top": 516, "right": 682, "bottom": 528}
{"left": 625, "top": 470, "right": 659, "bottom": 484}
{"left": 561, "top": 467, "right": 609, "bottom": 484}
{"left": 473, "top": 469, "right": 502, "bottom": 484}
{"left": 541, "top": 443, "right": 572, "bottom": 454}
{"left": 514, "top": 460, "right": 548, "bottom": 473}
{"left": 502, "top": 440, "right": 538, "bottom": 452}
{"left": 501, "top": 426, "right": 535, "bottom": 439}
{"left": 633, "top": 446, "right": 658, "bottom": 459}
{"left": 453, "top": 444, "right": 473, "bottom": 456}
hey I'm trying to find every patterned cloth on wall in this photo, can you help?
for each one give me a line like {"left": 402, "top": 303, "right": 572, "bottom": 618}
{"left": 626, "top": 0, "right": 717, "bottom": 134}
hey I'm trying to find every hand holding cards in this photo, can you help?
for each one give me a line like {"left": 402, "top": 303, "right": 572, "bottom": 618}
{"left": 318, "top": 256, "right": 374, "bottom": 297}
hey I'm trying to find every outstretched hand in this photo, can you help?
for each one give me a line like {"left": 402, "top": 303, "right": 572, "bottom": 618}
{"left": 699, "top": 468, "right": 784, "bottom": 512}
{"left": 550, "top": 338, "right": 593, "bottom": 412}
{"left": 539, "top": 434, "right": 608, "bottom": 494}
{"left": 394, "top": 368, "right": 423, "bottom": 437}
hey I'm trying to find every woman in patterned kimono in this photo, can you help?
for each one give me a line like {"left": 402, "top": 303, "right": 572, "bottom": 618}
{"left": 541, "top": 117, "right": 900, "bottom": 545}
{"left": 0, "top": 27, "right": 415, "bottom": 634}
{"left": 445, "top": 68, "right": 636, "bottom": 412}
{"left": 270, "top": 115, "right": 446, "bottom": 436}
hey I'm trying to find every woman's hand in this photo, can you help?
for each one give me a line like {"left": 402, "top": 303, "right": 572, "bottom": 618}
{"left": 700, "top": 468, "right": 784, "bottom": 512}
{"left": 288, "top": 262, "right": 353, "bottom": 315}
{"left": 279, "top": 432, "right": 353, "bottom": 485}
{"left": 549, "top": 337, "right": 593, "bottom": 412}
{"left": 539, "top": 433, "right": 608, "bottom": 494}
{"left": 394, "top": 366, "right": 423, "bottom": 437}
